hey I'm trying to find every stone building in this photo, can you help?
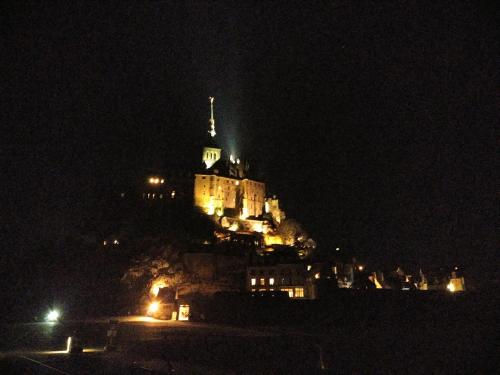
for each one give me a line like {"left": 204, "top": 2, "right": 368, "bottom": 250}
{"left": 193, "top": 98, "right": 266, "bottom": 219}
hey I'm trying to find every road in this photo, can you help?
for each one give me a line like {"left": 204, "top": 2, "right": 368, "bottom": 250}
{"left": 0, "top": 316, "right": 327, "bottom": 374}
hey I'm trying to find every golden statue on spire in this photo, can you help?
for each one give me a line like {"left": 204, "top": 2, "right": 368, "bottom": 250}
{"left": 208, "top": 97, "right": 216, "bottom": 137}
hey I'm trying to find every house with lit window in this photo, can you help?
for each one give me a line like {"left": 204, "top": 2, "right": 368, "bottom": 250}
{"left": 246, "top": 263, "right": 316, "bottom": 299}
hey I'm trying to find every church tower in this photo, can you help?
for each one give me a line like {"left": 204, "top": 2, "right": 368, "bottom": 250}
{"left": 202, "top": 97, "right": 221, "bottom": 169}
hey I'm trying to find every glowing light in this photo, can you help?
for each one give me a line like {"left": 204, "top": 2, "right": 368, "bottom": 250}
{"left": 314, "top": 273, "right": 320, "bottom": 279}
{"left": 358, "top": 265, "right": 364, "bottom": 271}
{"left": 307, "top": 265, "right": 312, "bottom": 271}
{"left": 252, "top": 222, "right": 263, "bottom": 233}
{"left": 263, "top": 234, "right": 283, "bottom": 246}
{"left": 230, "top": 154, "right": 236, "bottom": 164}
{"left": 113, "top": 239, "right": 119, "bottom": 245}
{"left": 46, "top": 310, "right": 60, "bottom": 322}
{"left": 236, "top": 158, "right": 240, "bottom": 164}
{"left": 66, "top": 337, "right": 73, "bottom": 353}
{"left": 447, "top": 282, "right": 456, "bottom": 292}
{"left": 147, "top": 302, "right": 159, "bottom": 315}
{"left": 235, "top": 180, "right": 239, "bottom": 185}
{"left": 152, "top": 286, "right": 160, "bottom": 297}
{"left": 178, "top": 304, "right": 190, "bottom": 321}
{"left": 171, "top": 190, "right": 176, "bottom": 198}
{"left": 150, "top": 280, "right": 168, "bottom": 297}
{"left": 207, "top": 198, "right": 215, "bottom": 215}
{"left": 228, "top": 223, "right": 238, "bottom": 231}
{"left": 239, "top": 207, "right": 249, "bottom": 220}
{"left": 148, "top": 177, "right": 163, "bottom": 185}
{"left": 103, "top": 240, "right": 107, "bottom": 246}
{"left": 294, "top": 287, "right": 304, "bottom": 298}
{"left": 335, "top": 247, "right": 340, "bottom": 251}
{"left": 269, "top": 278, "right": 275, "bottom": 285}
{"left": 251, "top": 278, "right": 256, "bottom": 286}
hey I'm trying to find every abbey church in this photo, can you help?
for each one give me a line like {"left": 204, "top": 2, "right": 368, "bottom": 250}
{"left": 194, "top": 98, "right": 284, "bottom": 234}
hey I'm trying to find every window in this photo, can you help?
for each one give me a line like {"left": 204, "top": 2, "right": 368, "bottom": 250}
{"left": 269, "top": 278, "right": 275, "bottom": 286}
{"left": 251, "top": 278, "right": 256, "bottom": 286}
{"left": 259, "top": 278, "right": 265, "bottom": 286}
{"left": 281, "top": 288, "right": 294, "bottom": 298}
{"left": 294, "top": 288, "right": 304, "bottom": 298}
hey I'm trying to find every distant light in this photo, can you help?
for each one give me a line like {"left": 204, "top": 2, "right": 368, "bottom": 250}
{"left": 152, "top": 286, "right": 160, "bottom": 297}
{"left": 148, "top": 177, "right": 163, "bottom": 185}
{"left": 307, "top": 265, "right": 312, "bottom": 271}
{"left": 237, "top": 158, "right": 240, "bottom": 164}
{"left": 269, "top": 278, "right": 275, "bottom": 285}
{"left": 103, "top": 240, "right": 107, "bottom": 246}
{"left": 251, "top": 278, "right": 256, "bottom": 286}
{"left": 358, "top": 265, "right": 364, "bottom": 271}
{"left": 447, "top": 282, "right": 456, "bottom": 292}
{"left": 335, "top": 247, "right": 340, "bottom": 251}
{"left": 66, "top": 336, "right": 72, "bottom": 353}
{"left": 46, "top": 310, "right": 60, "bottom": 322}
{"left": 147, "top": 302, "right": 159, "bottom": 315}
{"left": 314, "top": 272, "right": 320, "bottom": 279}
{"left": 171, "top": 190, "right": 176, "bottom": 198}
{"left": 230, "top": 154, "right": 236, "bottom": 164}
{"left": 113, "top": 239, "right": 119, "bottom": 245}
{"left": 454, "top": 266, "right": 458, "bottom": 270}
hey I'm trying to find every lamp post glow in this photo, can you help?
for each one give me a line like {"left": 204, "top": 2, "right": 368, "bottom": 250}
{"left": 46, "top": 310, "right": 60, "bottom": 322}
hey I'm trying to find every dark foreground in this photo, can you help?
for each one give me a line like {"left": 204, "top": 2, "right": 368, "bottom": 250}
{"left": 0, "top": 291, "right": 497, "bottom": 374}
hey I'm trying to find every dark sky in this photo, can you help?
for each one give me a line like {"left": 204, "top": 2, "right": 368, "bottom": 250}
{"left": 2, "top": 2, "right": 496, "bottom": 275}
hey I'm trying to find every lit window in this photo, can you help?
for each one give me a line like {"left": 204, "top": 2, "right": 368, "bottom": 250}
{"left": 294, "top": 288, "right": 304, "bottom": 298}
{"left": 103, "top": 240, "right": 107, "bottom": 246}
{"left": 269, "top": 278, "right": 275, "bottom": 285}
{"left": 259, "top": 278, "right": 265, "bottom": 286}
{"left": 314, "top": 272, "right": 320, "bottom": 279}
{"left": 113, "top": 239, "right": 119, "bottom": 245}
{"left": 171, "top": 190, "right": 176, "bottom": 198}
{"left": 251, "top": 278, "right": 256, "bottom": 286}
{"left": 281, "top": 288, "right": 294, "bottom": 298}
{"left": 307, "top": 265, "right": 312, "bottom": 271}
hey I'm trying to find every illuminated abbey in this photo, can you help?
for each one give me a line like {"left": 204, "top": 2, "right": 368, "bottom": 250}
{"left": 194, "top": 98, "right": 284, "bottom": 234}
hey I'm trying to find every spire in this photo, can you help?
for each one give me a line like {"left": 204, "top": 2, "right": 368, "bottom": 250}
{"left": 208, "top": 97, "right": 216, "bottom": 137}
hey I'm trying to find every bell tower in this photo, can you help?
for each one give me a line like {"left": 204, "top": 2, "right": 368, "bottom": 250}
{"left": 202, "top": 97, "right": 221, "bottom": 169}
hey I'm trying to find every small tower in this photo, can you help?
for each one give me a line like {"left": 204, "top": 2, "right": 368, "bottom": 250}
{"left": 202, "top": 97, "right": 221, "bottom": 169}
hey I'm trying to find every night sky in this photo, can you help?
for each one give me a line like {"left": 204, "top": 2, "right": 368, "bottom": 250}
{"left": 2, "top": 2, "right": 496, "bottom": 278}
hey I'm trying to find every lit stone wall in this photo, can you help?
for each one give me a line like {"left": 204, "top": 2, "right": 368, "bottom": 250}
{"left": 194, "top": 174, "right": 265, "bottom": 217}
{"left": 240, "top": 179, "right": 265, "bottom": 217}
{"left": 194, "top": 174, "right": 239, "bottom": 215}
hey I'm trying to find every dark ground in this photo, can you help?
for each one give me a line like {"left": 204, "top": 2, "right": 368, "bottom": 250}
{"left": 0, "top": 290, "right": 497, "bottom": 374}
